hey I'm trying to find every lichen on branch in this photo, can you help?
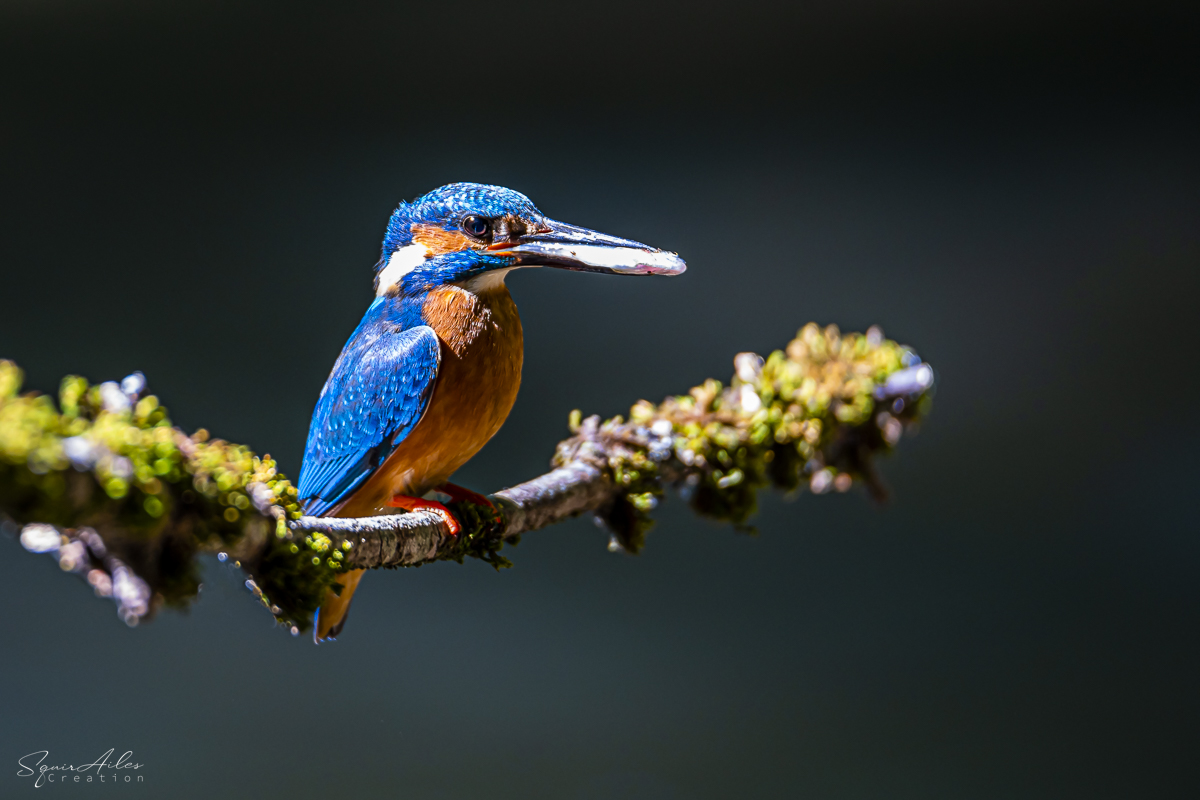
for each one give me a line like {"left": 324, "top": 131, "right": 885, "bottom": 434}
{"left": 552, "top": 322, "right": 933, "bottom": 553}
{"left": 0, "top": 362, "right": 336, "bottom": 631}
{"left": 0, "top": 323, "right": 934, "bottom": 635}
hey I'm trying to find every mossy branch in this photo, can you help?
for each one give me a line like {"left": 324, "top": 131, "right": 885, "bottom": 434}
{"left": 1, "top": 323, "right": 934, "bottom": 635}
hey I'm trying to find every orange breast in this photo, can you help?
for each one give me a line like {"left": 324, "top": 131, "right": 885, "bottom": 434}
{"left": 332, "top": 278, "right": 523, "bottom": 517}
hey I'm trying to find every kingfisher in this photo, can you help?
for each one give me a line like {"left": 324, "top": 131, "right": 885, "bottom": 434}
{"left": 297, "top": 182, "right": 685, "bottom": 641}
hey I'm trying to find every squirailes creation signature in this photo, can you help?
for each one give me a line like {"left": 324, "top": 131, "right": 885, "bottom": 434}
{"left": 16, "top": 749, "right": 143, "bottom": 788}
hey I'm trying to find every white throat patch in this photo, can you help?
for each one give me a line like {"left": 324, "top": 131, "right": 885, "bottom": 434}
{"left": 376, "top": 243, "right": 430, "bottom": 296}
{"left": 460, "top": 267, "right": 520, "bottom": 295}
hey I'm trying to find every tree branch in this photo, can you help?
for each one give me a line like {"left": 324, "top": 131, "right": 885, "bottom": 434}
{"left": 1, "top": 323, "right": 935, "bottom": 634}
{"left": 294, "top": 459, "right": 610, "bottom": 568}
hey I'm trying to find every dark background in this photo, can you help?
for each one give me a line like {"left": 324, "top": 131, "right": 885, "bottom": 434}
{"left": 2, "top": 1, "right": 1198, "bottom": 797}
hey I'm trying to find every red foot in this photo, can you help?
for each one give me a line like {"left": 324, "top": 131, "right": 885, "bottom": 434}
{"left": 386, "top": 495, "right": 461, "bottom": 535}
{"left": 434, "top": 482, "right": 496, "bottom": 510}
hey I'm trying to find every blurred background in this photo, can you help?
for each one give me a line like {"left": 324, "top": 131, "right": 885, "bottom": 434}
{"left": 2, "top": 1, "right": 1197, "bottom": 797}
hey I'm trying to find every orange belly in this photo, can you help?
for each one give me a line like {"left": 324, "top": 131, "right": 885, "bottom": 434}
{"left": 331, "top": 279, "right": 523, "bottom": 517}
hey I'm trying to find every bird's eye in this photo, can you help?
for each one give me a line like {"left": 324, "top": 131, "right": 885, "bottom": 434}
{"left": 462, "top": 215, "right": 491, "bottom": 239}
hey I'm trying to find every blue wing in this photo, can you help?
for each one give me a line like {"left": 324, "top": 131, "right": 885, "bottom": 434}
{"left": 297, "top": 323, "right": 441, "bottom": 516}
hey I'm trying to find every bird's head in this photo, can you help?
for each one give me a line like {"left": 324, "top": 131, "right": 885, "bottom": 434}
{"left": 373, "top": 182, "right": 686, "bottom": 296}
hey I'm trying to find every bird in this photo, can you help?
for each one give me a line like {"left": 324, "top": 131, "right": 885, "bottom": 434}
{"left": 297, "top": 182, "right": 686, "bottom": 641}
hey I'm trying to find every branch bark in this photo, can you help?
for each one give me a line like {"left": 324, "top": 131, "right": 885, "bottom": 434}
{"left": 295, "top": 459, "right": 610, "bottom": 568}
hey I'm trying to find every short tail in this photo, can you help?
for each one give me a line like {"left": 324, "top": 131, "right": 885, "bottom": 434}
{"left": 314, "top": 568, "right": 365, "bottom": 643}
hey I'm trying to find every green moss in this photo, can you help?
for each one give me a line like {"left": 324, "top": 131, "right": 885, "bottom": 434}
{"left": 0, "top": 365, "right": 339, "bottom": 632}
{"left": 553, "top": 323, "right": 933, "bottom": 549}
{"left": 436, "top": 499, "right": 514, "bottom": 570}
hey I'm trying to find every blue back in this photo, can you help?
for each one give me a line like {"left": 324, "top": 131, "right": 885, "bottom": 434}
{"left": 297, "top": 298, "right": 441, "bottom": 516}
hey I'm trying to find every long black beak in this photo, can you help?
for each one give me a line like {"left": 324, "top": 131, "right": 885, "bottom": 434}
{"left": 492, "top": 219, "right": 686, "bottom": 276}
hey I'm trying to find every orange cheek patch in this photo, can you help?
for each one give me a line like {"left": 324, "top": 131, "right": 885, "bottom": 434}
{"left": 411, "top": 223, "right": 478, "bottom": 256}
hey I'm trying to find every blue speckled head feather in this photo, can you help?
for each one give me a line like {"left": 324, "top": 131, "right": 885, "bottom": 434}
{"left": 380, "top": 182, "right": 541, "bottom": 261}
{"left": 372, "top": 182, "right": 554, "bottom": 297}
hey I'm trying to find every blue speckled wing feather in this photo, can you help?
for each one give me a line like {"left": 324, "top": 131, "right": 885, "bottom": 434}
{"left": 298, "top": 324, "right": 440, "bottom": 516}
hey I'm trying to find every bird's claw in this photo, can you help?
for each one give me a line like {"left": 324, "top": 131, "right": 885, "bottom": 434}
{"left": 386, "top": 495, "right": 461, "bottom": 536}
{"left": 435, "top": 482, "right": 504, "bottom": 530}
{"left": 434, "top": 482, "right": 495, "bottom": 510}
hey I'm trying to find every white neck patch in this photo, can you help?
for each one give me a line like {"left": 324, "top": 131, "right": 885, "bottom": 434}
{"left": 459, "top": 267, "right": 520, "bottom": 295}
{"left": 376, "top": 242, "right": 430, "bottom": 296}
